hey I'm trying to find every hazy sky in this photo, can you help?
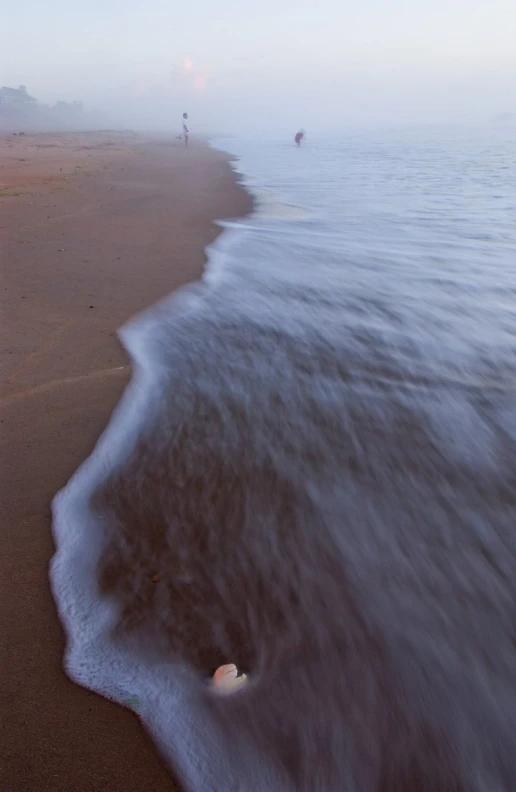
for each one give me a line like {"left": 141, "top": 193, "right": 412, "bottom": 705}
{"left": 3, "top": 0, "right": 515, "bottom": 132}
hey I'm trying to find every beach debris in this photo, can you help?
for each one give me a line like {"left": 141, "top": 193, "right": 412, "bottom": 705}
{"left": 58, "top": 248, "right": 64, "bottom": 252}
{"left": 211, "top": 664, "right": 248, "bottom": 694}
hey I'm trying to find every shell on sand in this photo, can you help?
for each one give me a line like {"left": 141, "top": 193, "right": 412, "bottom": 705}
{"left": 211, "top": 664, "right": 248, "bottom": 693}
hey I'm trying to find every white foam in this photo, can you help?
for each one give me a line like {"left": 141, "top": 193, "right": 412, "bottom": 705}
{"left": 50, "top": 274, "right": 290, "bottom": 789}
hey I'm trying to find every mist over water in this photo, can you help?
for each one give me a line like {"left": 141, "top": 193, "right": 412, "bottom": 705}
{"left": 51, "top": 128, "right": 516, "bottom": 789}
{"left": 3, "top": 0, "right": 516, "bottom": 134}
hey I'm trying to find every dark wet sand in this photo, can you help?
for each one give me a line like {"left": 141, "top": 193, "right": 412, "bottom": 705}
{"left": 0, "top": 131, "right": 252, "bottom": 791}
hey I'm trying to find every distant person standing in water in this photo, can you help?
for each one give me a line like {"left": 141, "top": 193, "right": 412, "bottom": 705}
{"left": 182, "top": 112, "right": 189, "bottom": 148}
{"left": 295, "top": 130, "right": 304, "bottom": 146}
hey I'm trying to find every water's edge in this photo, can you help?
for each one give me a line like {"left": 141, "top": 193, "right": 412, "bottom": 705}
{"left": 49, "top": 145, "right": 281, "bottom": 791}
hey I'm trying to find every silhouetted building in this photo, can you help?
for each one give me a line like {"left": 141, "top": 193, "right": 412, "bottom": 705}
{"left": 0, "top": 85, "right": 36, "bottom": 107}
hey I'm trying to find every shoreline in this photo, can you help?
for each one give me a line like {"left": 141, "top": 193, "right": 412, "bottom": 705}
{"left": 0, "top": 130, "right": 253, "bottom": 791}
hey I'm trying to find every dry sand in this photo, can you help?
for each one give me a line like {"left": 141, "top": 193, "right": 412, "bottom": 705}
{"left": 0, "top": 130, "right": 253, "bottom": 791}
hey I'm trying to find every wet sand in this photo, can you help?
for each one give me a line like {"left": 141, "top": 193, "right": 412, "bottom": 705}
{"left": 0, "top": 131, "right": 253, "bottom": 791}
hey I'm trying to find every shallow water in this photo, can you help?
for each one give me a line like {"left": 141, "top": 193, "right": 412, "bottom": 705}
{"left": 51, "top": 127, "right": 516, "bottom": 790}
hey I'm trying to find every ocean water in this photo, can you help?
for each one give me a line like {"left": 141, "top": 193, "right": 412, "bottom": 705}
{"left": 51, "top": 128, "right": 516, "bottom": 791}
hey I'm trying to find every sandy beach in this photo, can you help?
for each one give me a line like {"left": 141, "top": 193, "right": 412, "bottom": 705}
{"left": 0, "top": 130, "right": 252, "bottom": 791}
